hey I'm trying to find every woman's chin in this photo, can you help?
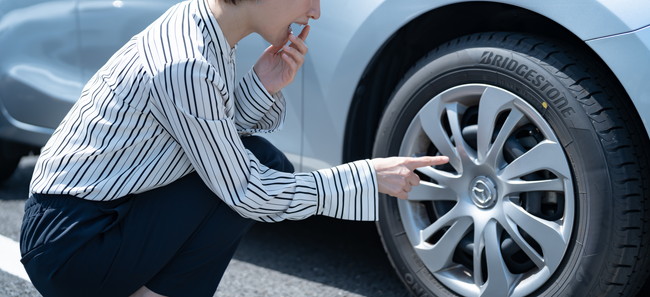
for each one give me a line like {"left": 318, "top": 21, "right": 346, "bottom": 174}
{"left": 260, "top": 26, "right": 293, "bottom": 47}
{"left": 260, "top": 29, "right": 290, "bottom": 47}
{"left": 260, "top": 34, "right": 284, "bottom": 47}
{"left": 271, "top": 36, "right": 290, "bottom": 47}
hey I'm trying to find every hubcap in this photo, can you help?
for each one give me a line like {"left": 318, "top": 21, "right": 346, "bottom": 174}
{"left": 397, "top": 84, "right": 574, "bottom": 297}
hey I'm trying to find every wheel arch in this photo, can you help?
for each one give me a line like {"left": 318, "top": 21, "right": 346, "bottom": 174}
{"left": 342, "top": 1, "right": 645, "bottom": 163}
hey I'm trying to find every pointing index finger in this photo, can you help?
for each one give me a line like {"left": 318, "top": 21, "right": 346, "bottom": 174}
{"left": 405, "top": 156, "right": 450, "bottom": 170}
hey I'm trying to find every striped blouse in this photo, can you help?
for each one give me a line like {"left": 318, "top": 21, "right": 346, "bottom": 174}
{"left": 30, "top": 0, "right": 378, "bottom": 222}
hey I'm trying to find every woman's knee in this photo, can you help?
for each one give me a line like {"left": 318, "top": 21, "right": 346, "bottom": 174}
{"left": 240, "top": 136, "right": 294, "bottom": 173}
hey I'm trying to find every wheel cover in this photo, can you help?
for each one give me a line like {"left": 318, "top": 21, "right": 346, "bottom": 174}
{"left": 398, "top": 84, "right": 574, "bottom": 297}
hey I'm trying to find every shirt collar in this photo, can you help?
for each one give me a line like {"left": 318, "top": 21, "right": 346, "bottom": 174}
{"left": 194, "top": 0, "right": 236, "bottom": 63}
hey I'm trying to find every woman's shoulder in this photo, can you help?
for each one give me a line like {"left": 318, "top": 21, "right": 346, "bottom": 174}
{"left": 136, "top": 1, "right": 215, "bottom": 77}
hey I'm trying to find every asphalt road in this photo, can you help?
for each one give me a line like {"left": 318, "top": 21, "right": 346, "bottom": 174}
{"left": 0, "top": 156, "right": 410, "bottom": 297}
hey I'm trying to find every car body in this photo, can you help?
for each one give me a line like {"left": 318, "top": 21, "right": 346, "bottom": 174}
{"left": 2, "top": 0, "right": 649, "bottom": 170}
{"left": 2, "top": 0, "right": 649, "bottom": 296}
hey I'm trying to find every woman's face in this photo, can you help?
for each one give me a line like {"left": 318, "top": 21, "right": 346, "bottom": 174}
{"left": 253, "top": 0, "right": 320, "bottom": 46}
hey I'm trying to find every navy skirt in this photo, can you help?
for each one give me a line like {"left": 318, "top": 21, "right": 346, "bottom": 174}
{"left": 20, "top": 136, "right": 294, "bottom": 297}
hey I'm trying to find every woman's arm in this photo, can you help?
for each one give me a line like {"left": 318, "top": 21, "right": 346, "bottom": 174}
{"left": 232, "top": 26, "right": 311, "bottom": 134}
{"left": 150, "top": 58, "right": 379, "bottom": 222}
{"left": 233, "top": 69, "right": 286, "bottom": 134}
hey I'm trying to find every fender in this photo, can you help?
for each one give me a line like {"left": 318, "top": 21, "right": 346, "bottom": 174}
{"left": 301, "top": 0, "right": 650, "bottom": 168}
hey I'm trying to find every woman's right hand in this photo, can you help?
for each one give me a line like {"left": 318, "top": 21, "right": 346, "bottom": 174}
{"left": 254, "top": 25, "right": 311, "bottom": 95}
{"left": 370, "top": 156, "right": 449, "bottom": 199}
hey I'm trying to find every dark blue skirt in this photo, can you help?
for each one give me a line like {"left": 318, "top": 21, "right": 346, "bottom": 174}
{"left": 20, "top": 136, "right": 293, "bottom": 297}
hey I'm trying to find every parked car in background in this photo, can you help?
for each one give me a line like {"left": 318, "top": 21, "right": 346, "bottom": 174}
{"left": 2, "top": 0, "right": 649, "bottom": 296}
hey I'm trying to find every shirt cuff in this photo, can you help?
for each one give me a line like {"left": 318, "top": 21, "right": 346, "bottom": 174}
{"left": 235, "top": 69, "right": 286, "bottom": 134}
{"left": 311, "top": 160, "right": 379, "bottom": 221}
{"left": 239, "top": 69, "right": 275, "bottom": 115}
{"left": 249, "top": 68, "right": 286, "bottom": 120}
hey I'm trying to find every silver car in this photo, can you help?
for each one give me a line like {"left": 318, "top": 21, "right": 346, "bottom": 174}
{"left": 2, "top": 0, "right": 649, "bottom": 296}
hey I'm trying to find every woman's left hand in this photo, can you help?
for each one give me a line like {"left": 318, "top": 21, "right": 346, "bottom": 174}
{"left": 254, "top": 25, "right": 310, "bottom": 95}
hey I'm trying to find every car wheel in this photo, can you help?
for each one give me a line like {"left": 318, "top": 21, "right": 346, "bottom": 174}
{"left": 374, "top": 32, "right": 650, "bottom": 297}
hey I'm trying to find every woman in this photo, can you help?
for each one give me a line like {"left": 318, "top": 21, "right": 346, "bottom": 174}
{"left": 20, "top": 0, "right": 449, "bottom": 296}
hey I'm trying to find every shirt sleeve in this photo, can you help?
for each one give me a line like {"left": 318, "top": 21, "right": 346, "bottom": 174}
{"left": 233, "top": 68, "right": 286, "bottom": 135}
{"left": 150, "top": 59, "right": 378, "bottom": 222}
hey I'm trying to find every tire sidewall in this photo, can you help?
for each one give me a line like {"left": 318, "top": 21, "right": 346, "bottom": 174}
{"left": 374, "top": 37, "right": 612, "bottom": 296}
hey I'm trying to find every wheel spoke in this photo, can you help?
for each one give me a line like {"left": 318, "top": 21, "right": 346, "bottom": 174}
{"left": 500, "top": 217, "right": 545, "bottom": 269}
{"left": 484, "top": 109, "right": 525, "bottom": 167}
{"left": 499, "top": 140, "right": 570, "bottom": 180}
{"left": 407, "top": 181, "right": 457, "bottom": 201}
{"left": 420, "top": 101, "right": 462, "bottom": 172}
{"left": 476, "top": 88, "right": 517, "bottom": 162}
{"left": 504, "top": 202, "right": 566, "bottom": 269}
{"left": 416, "top": 166, "right": 457, "bottom": 184}
{"left": 504, "top": 178, "right": 564, "bottom": 194}
{"left": 416, "top": 218, "right": 473, "bottom": 272}
{"left": 420, "top": 206, "right": 462, "bottom": 243}
{"left": 480, "top": 220, "right": 515, "bottom": 297}
{"left": 473, "top": 219, "right": 487, "bottom": 286}
{"left": 446, "top": 102, "right": 473, "bottom": 159}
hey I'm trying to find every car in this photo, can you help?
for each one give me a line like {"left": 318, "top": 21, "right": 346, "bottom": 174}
{"left": 2, "top": 0, "right": 649, "bottom": 296}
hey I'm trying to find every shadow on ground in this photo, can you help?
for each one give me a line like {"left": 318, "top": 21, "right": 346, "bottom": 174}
{"left": 232, "top": 217, "right": 409, "bottom": 297}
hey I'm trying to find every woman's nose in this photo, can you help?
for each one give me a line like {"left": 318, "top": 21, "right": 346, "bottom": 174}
{"left": 309, "top": 0, "right": 321, "bottom": 20}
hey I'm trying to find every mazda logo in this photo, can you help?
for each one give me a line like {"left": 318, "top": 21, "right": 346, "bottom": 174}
{"left": 472, "top": 180, "right": 492, "bottom": 203}
{"left": 470, "top": 177, "right": 497, "bottom": 208}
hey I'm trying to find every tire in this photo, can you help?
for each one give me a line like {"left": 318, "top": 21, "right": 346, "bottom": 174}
{"left": 373, "top": 32, "right": 650, "bottom": 297}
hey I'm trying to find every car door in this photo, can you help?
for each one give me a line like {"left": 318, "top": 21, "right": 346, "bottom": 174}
{"left": 77, "top": 0, "right": 178, "bottom": 81}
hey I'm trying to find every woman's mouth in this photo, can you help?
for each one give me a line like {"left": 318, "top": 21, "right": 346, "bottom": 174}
{"left": 289, "top": 23, "right": 307, "bottom": 35}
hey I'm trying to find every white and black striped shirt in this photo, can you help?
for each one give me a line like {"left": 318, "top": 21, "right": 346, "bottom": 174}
{"left": 30, "top": 0, "right": 378, "bottom": 222}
